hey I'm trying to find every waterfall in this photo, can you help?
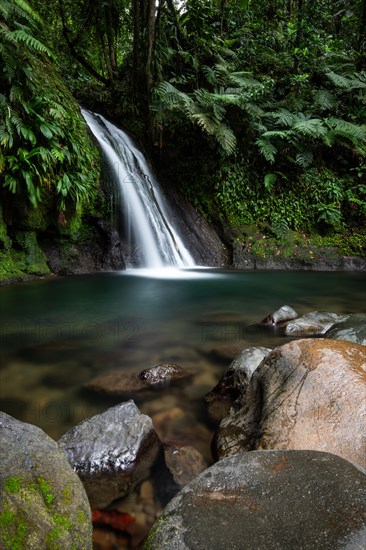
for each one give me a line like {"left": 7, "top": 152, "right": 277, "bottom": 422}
{"left": 81, "top": 109, "right": 195, "bottom": 269}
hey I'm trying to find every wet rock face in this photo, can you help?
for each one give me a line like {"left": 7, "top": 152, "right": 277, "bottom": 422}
{"left": 144, "top": 450, "right": 366, "bottom": 550}
{"left": 283, "top": 311, "right": 343, "bottom": 336}
{"left": 0, "top": 412, "right": 92, "bottom": 549}
{"left": 260, "top": 305, "right": 298, "bottom": 326}
{"left": 214, "top": 339, "right": 366, "bottom": 469}
{"left": 325, "top": 313, "right": 366, "bottom": 345}
{"left": 58, "top": 401, "right": 160, "bottom": 509}
{"left": 205, "top": 347, "right": 271, "bottom": 421}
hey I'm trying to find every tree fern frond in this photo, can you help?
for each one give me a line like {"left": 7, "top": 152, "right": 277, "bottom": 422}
{"left": 313, "top": 90, "right": 336, "bottom": 111}
{"left": 9, "top": 30, "right": 52, "bottom": 56}
{"left": 325, "top": 71, "right": 366, "bottom": 90}
{"left": 13, "top": 0, "right": 43, "bottom": 25}
{"left": 215, "top": 124, "right": 237, "bottom": 155}
{"left": 296, "top": 151, "right": 313, "bottom": 168}
{"left": 261, "top": 129, "right": 291, "bottom": 139}
{"left": 264, "top": 172, "right": 277, "bottom": 191}
{"left": 326, "top": 118, "right": 366, "bottom": 142}
{"left": 190, "top": 112, "right": 218, "bottom": 135}
{"left": 266, "top": 109, "right": 296, "bottom": 128}
{"left": 256, "top": 138, "right": 277, "bottom": 163}
{"left": 292, "top": 118, "right": 327, "bottom": 138}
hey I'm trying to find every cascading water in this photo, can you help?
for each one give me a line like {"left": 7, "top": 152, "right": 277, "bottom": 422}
{"left": 81, "top": 109, "right": 195, "bottom": 269}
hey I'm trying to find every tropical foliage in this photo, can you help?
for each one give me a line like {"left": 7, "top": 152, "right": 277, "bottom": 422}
{"left": 1, "top": 0, "right": 366, "bottom": 250}
{"left": 0, "top": 0, "right": 98, "bottom": 210}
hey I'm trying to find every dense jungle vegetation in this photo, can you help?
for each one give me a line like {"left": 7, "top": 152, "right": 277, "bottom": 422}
{"left": 0, "top": 0, "right": 365, "bottom": 276}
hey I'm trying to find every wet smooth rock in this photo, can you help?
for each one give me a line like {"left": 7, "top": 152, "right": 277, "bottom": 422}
{"left": 214, "top": 339, "right": 366, "bottom": 469}
{"left": 164, "top": 444, "right": 207, "bottom": 488}
{"left": 144, "top": 450, "right": 366, "bottom": 550}
{"left": 325, "top": 313, "right": 366, "bottom": 345}
{"left": 0, "top": 412, "right": 92, "bottom": 549}
{"left": 58, "top": 401, "right": 160, "bottom": 508}
{"left": 205, "top": 347, "right": 270, "bottom": 421}
{"left": 260, "top": 305, "right": 298, "bottom": 326}
{"left": 283, "top": 311, "right": 343, "bottom": 336}
{"left": 139, "top": 363, "right": 194, "bottom": 386}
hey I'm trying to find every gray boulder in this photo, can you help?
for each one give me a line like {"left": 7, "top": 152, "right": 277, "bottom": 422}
{"left": 283, "top": 311, "right": 343, "bottom": 336}
{"left": 260, "top": 305, "right": 298, "bottom": 326}
{"left": 58, "top": 401, "right": 160, "bottom": 508}
{"left": 214, "top": 339, "right": 366, "bottom": 469}
{"left": 325, "top": 313, "right": 366, "bottom": 345}
{"left": 0, "top": 412, "right": 92, "bottom": 549}
{"left": 144, "top": 450, "right": 366, "bottom": 550}
{"left": 205, "top": 347, "right": 270, "bottom": 421}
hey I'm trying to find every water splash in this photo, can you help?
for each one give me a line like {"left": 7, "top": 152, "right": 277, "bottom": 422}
{"left": 82, "top": 109, "right": 195, "bottom": 268}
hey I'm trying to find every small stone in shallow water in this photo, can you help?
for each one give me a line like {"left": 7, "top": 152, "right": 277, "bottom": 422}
{"left": 164, "top": 444, "right": 207, "bottom": 488}
{"left": 138, "top": 363, "right": 194, "bottom": 386}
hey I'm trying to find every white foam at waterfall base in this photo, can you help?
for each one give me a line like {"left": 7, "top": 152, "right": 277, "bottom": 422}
{"left": 81, "top": 109, "right": 195, "bottom": 269}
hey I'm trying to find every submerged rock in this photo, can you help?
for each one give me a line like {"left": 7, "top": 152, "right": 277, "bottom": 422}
{"left": 84, "top": 370, "right": 151, "bottom": 399}
{"left": 58, "top": 401, "right": 160, "bottom": 508}
{"left": 205, "top": 347, "right": 270, "bottom": 421}
{"left": 84, "top": 364, "right": 194, "bottom": 399}
{"left": 0, "top": 412, "right": 92, "bottom": 549}
{"left": 325, "top": 313, "right": 366, "bottom": 345}
{"left": 144, "top": 450, "right": 366, "bottom": 550}
{"left": 214, "top": 339, "right": 366, "bottom": 469}
{"left": 260, "top": 305, "right": 298, "bottom": 326}
{"left": 163, "top": 444, "right": 207, "bottom": 488}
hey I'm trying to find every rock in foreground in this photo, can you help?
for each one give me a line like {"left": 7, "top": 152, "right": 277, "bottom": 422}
{"left": 58, "top": 401, "right": 160, "bottom": 508}
{"left": 205, "top": 346, "right": 270, "bottom": 421}
{"left": 0, "top": 412, "right": 92, "bottom": 549}
{"left": 214, "top": 339, "right": 366, "bottom": 469}
{"left": 325, "top": 313, "right": 366, "bottom": 345}
{"left": 144, "top": 450, "right": 366, "bottom": 550}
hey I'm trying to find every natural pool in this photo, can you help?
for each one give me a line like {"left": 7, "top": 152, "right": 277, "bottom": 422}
{"left": 1, "top": 269, "right": 365, "bottom": 461}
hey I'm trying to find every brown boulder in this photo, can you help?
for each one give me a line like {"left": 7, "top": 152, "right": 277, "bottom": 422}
{"left": 214, "top": 338, "right": 366, "bottom": 469}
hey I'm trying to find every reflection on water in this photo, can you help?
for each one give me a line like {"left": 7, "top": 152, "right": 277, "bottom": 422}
{"left": 0, "top": 269, "right": 365, "bottom": 460}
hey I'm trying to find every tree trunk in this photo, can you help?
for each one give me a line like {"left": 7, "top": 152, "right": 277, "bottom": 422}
{"left": 146, "top": 0, "right": 157, "bottom": 141}
{"left": 132, "top": 0, "right": 141, "bottom": 93}
{"left": 357, "top": 0, "right": 366, "bottom": 69}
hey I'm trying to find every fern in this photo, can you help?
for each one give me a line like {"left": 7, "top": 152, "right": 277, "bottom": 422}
{"left": 8, "top": 29, "right": 52, "bottom": 56}
{"left": 266, "top": 109, "right": 296, "bottom": 128}
{"left": 296, "top": 151, "right": 313, "bottom": 168}
{"left": 215, "top": 124, "right": 237, "bottom": 155}
{"left": 264, "top": 172, "right": 277, "bottom": 191}
{"left": 256, "top": 137, "right": 277, "bottom": 163}
{"left": 292, "top": 117, "right": 327, "bottom": 138}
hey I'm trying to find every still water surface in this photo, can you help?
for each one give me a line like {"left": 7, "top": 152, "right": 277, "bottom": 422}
{"left": 1, "top": 269, "right": 365, "bottom": 460}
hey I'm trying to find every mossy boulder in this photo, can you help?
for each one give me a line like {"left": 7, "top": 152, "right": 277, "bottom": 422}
{"left": 0, "top": 412, "right": 92, "bottom": 549}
